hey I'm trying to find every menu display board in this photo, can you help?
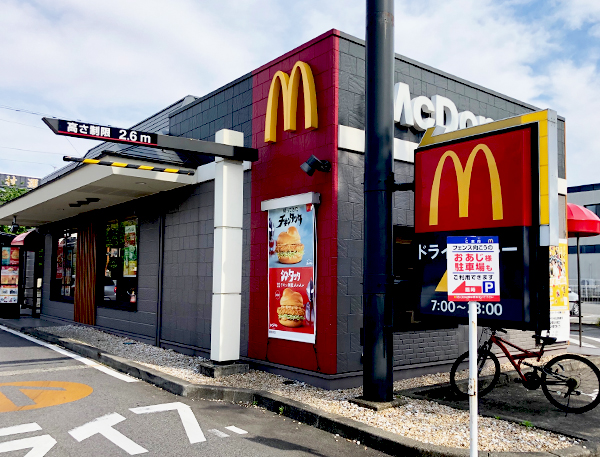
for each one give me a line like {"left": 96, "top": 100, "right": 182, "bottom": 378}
{"left": 56, "top": 238, "right": 64, "bottom": 279}
{"left": 123, "top": 221, "right": 138, "bottom": 278}
{"left": 0, "top": 247, "right": 18, "bottom": 303}
{"left": 545, "top": 241, "right": 570, "bottom": 342}
{"left": 267, "top": 202, "right": 316, "bottom": 344}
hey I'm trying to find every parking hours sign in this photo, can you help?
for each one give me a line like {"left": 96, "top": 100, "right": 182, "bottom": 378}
{"left": 447, "top": 236, "right": 500, "bottom": 302}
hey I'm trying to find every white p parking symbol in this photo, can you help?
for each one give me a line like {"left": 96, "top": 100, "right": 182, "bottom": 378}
{"left": 483, "top": 281, "right": 495, "bottom": 293}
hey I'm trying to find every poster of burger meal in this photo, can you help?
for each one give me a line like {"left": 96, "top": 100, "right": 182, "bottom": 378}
{"left": 0, "top": 248, "right": 19, "bottom": 304}
{"left": 267, "top": 202, "right": 316, "bottom": 344}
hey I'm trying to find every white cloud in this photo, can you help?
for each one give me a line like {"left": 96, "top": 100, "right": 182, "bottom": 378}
{"left": 553, "top": 0, "right": 600, "bottom": 29}
{"left": 391, "top": 0, "right": 554, "bottom": 102}
{"left": 537, "top": 59, "right": 600, "bottom": 184}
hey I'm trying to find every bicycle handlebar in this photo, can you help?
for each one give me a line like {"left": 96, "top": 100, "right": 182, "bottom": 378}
{"left": 490, "top": 327, "right": 507, "bottom": 334}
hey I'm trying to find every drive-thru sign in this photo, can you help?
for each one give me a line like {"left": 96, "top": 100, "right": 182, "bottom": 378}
{"left": 415, "top": 109, "right": 563, "bottom": 457}
{"left": 414, "top": 109, "right": 561, "bottom": 332}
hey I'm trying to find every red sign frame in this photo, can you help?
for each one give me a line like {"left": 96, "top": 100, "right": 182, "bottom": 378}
{"left": 415, "top": 128, "right": 533, "bottom": 233}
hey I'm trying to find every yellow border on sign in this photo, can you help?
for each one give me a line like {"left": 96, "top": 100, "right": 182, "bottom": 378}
{"left": 418, "top": 109, "right": 552, "bottom": 227}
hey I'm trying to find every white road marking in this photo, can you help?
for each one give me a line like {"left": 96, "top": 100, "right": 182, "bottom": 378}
{"left": 0, "top": 423, "right": 42, "bottom": 437}
{"left": 569, "top": 337, "right": 596, "bottom": 348}
{"left": 208, "top": 429, "right": 230, "bottom": 438}
{"left": 225, "top": 426, "right": 248, "bottom": 435}
{"left": 0, "top": 365, "right": 87, "bottom": 378}
{"left": 0, "top": 325, "right": 138, "bottom": 383}
{"left": 0, "top": 435, "right": 56, "bottom": 456}
{"left": 69, "top": 413, "right": 147, "bottom": 455}
{"left": 580, "top": 335, "right": 600, "bottom": 344}
{"left": 130, "top": 402, "right": 206, "bottom": 444}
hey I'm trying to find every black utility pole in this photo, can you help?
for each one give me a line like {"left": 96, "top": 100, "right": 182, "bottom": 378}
{"left": 363, "top": 0, "right": 395, "bottom": 402}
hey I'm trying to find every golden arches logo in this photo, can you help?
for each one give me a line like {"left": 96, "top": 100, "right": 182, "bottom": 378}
{"left": 429, "top": 144, "right": 503, "bottom": 226}
{"left": 264, "top": 61, "right": 318, "bottom": 143}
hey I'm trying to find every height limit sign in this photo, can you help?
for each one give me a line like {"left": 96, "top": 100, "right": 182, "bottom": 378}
{"left": 447, "top": 236, "right": 500, "bottom": 302}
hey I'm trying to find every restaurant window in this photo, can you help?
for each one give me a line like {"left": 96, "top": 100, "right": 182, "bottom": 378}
{"left": 101, "top": 217, "right": 138, "bottom": 311}
{"left": 585, "top": 204, "right": 600, "bottom": 218}
{"left": 392, "top": 225, "right": 420, "bottom": 330}
{"left": 52, "top": 230, "right": 77, "bottom": 301}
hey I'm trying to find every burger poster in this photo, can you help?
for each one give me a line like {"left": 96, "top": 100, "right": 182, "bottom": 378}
{"left": 1, "top": 247, "right": 19, "bottom": 266}
{"left": 1, "top": 266, "right": 18, "bottom": 286}
{"left": 267, "top": 203, "right": 316, "bottom": 344}
{"left": 0, "top": 248, "right": 18, "bottom": 304}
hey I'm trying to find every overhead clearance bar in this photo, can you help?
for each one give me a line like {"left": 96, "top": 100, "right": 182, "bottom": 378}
{"left": 63, "top": 156, "right": 195, "bottom": 175}
{"left": 42, "top": 118, "right": 259, "bottom": 162}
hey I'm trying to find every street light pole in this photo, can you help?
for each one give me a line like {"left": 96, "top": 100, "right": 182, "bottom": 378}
{"left": 363, "top": 0, "right": 395, "bottom": 402}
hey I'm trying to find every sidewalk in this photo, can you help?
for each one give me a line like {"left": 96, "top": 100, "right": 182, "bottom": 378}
{"left": 0, "top": 317, "right": 595, "bottom": 457}
{"left": 571, "top": 315, "right": 599, "bottom": 326}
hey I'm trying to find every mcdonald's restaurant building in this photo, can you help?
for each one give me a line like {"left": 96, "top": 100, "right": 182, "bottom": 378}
{"left": 0, "top": 30, "right": 568, "bottom": 388}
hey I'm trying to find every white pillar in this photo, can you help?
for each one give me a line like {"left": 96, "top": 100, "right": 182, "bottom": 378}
{"left": 210, "top": 129, "right": 245, "bottom": 362}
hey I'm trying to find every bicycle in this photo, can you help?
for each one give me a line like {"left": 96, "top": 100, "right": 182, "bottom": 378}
{"left": 449, "top": 328, "right": 600, "bottom": 413}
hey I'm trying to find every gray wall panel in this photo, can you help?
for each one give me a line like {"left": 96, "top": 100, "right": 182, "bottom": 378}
{"left": 160, "top": 182, "right": 214, "bottom": 351}
{"left": 170, "top": 74, "right": 253, "bottom": 148}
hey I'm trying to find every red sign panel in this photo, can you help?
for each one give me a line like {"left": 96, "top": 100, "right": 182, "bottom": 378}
{"left": 415, "top": 127, "right": 533, "bottom": 233}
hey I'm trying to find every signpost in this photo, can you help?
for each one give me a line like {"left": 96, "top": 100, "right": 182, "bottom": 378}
{"left": 446, "top": 236, "right": 499, "bottom": 457}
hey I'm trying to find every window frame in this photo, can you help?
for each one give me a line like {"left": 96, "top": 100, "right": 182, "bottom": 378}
{"left": 50, "top": 228, "right": 78, "bottom": 303}
{"left": 97, "top": 216, "right": 140, "bottom": 312}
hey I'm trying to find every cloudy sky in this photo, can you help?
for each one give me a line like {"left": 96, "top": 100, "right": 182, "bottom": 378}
{"left": 0, "top": 0, "right": 597, "bottom": 185}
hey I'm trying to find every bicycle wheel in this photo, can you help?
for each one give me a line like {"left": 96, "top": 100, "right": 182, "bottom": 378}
{"left": 541, "top": 354, "right": 600, "bottom": 413}
{"left": 450, "top": 349, "right": 500, "bottom": 398}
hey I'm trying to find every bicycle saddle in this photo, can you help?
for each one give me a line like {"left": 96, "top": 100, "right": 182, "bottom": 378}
{"left": 533, "top": 335, "right": 557, "bottom": 345}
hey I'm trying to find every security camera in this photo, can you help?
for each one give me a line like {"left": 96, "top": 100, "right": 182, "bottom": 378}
{"left": 10, "top": 216, "right": 19, "bottom": 233}
{"left": 300, "top": 155, "right": 332, "bottom": 176}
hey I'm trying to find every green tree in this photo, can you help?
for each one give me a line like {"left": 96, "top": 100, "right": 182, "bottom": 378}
{"left": 0, "top": 185, "right": 30, "bottom": 234}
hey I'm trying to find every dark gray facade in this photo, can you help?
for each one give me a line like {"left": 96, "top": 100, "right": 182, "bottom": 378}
{"left": 169, "top": 74, "right": 254, "bottom": 149}
{"left": 336, "top": 32, "right": 564, "bottom": 376}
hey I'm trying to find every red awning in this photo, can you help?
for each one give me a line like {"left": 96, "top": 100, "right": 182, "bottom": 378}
{"left": 11, "top": 229, "right": 36, "bottom": 246}
{"left": 567, "top": 203, "right": 600, "bottom": 238}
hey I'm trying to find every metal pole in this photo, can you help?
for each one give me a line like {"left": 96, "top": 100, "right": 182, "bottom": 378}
{"left": 363, "top": 0, "right": 395, "bottom": 402}
{"left": 468, "top": 301, "right": 478, "bottom": 457}
{"left": 578, "top": 236, "right": 582, "bottom": 347}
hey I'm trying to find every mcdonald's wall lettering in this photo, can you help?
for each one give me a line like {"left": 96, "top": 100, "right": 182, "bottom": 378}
{"left": 415, "top": 128, "right": 533, "bottom": 233}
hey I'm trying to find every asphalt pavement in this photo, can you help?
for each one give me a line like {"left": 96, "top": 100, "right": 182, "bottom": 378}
{"left": 0, "top": 316, "right": 597, "bottom": 456}
{"left": 0, "top": 325, "right": 388, "bottom": 457}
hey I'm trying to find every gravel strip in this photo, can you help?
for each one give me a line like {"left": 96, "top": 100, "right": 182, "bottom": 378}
{"left": 42, "top": 324, "right": 578, "bottom": 453}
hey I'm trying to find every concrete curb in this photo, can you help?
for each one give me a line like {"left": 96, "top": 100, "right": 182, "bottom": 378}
{"left": 2, "top": 322, "right": 593, "bottom": 457}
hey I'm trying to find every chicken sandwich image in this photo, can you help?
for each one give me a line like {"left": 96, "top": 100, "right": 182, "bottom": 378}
{"left": 277, "top": 288, "right": 305, "bottom": 328}
{"left": 275, "top": 226, "right": 304, "bottom": 264}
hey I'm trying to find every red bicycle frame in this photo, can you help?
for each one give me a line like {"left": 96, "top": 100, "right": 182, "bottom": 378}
{"left": 489, "top": 333, "right": 545, "bottom": 383}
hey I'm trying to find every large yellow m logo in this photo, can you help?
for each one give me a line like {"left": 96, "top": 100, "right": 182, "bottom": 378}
{"left": 264, "top": 61, "right": 318, "bottom": 143}
{"left": 429, "top": 144, "right": 503, "bottom": 225}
